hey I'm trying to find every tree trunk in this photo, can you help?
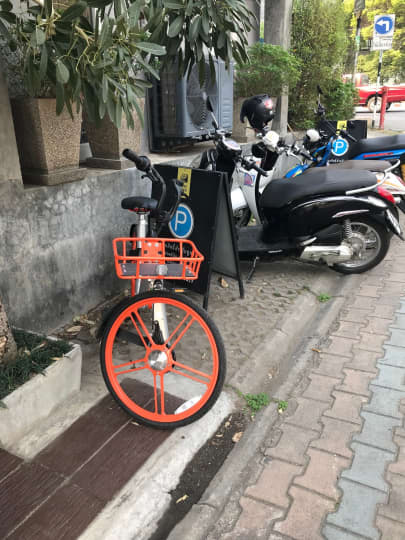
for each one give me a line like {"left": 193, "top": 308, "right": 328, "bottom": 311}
{"left": 0, "top": 298, "right": 17, "bottom": 366}
{"left": 264, "top": 0, "right": 293, "bottom": 135}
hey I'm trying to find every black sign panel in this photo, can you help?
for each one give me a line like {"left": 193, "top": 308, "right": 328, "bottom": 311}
{"left": 318, "top": 119, "right": 368, "bottom": 163}
{"left": 154, "top": 164, "right": 244, "bottom": 308}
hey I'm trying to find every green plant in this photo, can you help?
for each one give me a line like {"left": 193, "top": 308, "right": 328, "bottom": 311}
{"left": 140, "top": 0, "right": 255, "bottom": 83}
{"left": 0, "top": 0, "right": 166, "bottom": 128}
{"left": 234, "top": 42, "right": 301, "bottom": 98}
{"left": 277, "top": 400, "right": 288, "bottom": 412}
{"left": 317, "top": 293, "right": 331, "bottom": 303}
{"left": 289, "top": 0, "right": 350, "bottom": 128}
{"left": 323, "top": 79, "right": 357, "bottom": 122}
{"left": 241, "top": 392, "right": 270, "bottom": 417}
{"left": 0, "top": 0, "right": 255, "bottom": 127}
{"left": 0, "top": 329, "right": 72, "bottom": 403}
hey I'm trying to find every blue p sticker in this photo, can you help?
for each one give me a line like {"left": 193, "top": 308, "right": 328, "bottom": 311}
{"left": 332, "top": 137, "right": 349, "bottom": 157}
{"left": 169, "top": 203, "right": 194, "bottom": 239}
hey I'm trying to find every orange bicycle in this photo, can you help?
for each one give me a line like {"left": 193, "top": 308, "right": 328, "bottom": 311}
{"left": 99, "top": 149, "right": 226, "bottom": 429}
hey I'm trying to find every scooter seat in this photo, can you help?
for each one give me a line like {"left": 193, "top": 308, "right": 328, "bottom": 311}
{"left": 261, "top": 168, "right": 377, "bottom": 210}
{"left": 304, "top": 160, "right": 391, "bottom": 173}
{"left": 347, "top": 134, "right": 405, "bottom": 159}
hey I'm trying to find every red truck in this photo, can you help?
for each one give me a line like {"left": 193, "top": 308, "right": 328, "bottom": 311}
{"left": 343, "top": 73, "right": 405, "bottom": 112}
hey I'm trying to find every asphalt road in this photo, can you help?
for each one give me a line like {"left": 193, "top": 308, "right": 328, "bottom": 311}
{"left": 355, "top": 103, "right": 405, "bottom": 132}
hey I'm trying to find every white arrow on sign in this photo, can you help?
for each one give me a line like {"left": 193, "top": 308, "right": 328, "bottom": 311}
{"left": 374, "top": 14, "right": 395, "bottom": 38}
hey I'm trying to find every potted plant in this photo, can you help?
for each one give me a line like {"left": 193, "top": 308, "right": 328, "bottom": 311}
{"left": 0, "top": 0, "right": 165, "bottom": 183}
{"left": 233, "top": 43, "right": 301, "bottom": 141}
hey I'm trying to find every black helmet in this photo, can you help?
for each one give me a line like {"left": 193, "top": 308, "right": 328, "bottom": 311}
{"left": 240, "top": 95, "right": 275, "bottom": 130}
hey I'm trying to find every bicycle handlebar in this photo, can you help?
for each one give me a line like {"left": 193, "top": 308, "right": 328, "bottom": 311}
{"left": 122, "top": 148, "right": 167, "bottom": 213}
{"left": 123, "top": 148, "right": 151, "bottom": 172}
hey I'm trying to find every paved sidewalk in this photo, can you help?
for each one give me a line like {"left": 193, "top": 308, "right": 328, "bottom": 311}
{"left": 192, "top": 239, "right": 405, "bottom": 539}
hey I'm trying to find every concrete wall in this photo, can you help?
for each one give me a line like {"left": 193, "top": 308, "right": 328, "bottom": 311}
{"left": 0, "top": 169, "right": 149, "bottom": 332}
{"left": 0, "top": 157, "right": 198, "bottom": 333}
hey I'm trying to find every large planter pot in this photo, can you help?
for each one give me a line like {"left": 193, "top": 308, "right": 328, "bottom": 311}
{"left": 85, "top": 99, "right": 145, "bottom": 170}
{"left": 10, "top": 97, "right": 85, "bottom": 185}
{"left": 232, "top": 96, "right": 278, "bottom": 143}
{"left": 0, "top": 340, "right": 82, "bottom": 452}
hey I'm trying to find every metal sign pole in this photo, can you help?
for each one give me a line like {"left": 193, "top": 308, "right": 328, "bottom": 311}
{"left": 372, "top": 49, "right": 383, "bottom": 129}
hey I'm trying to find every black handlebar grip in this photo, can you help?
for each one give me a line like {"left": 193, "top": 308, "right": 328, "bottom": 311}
{"left": 122, "top": 149, "right": 151, "bottom": 171}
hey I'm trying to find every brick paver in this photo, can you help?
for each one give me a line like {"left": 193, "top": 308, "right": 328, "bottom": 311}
{"left": 273, "top": 486, "right": 335, "bottom": 540}
{"left": 204, "top": 243, "right": 405, "bottom": 540}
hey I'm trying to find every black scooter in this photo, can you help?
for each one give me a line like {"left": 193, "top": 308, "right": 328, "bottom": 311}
{"left": 200, "top": 98, "right": 403, "bottom": 275}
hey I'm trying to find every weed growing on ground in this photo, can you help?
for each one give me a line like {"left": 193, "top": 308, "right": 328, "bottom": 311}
{"left": 317, "top": 293, "right": 331, "bottom": 303}
{"left": 277, "top": 400, "right": 288, "bottom": 413}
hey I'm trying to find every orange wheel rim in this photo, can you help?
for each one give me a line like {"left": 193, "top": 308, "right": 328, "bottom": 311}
{"left": 104, "top": 296, "right": 220, "bottom": 423}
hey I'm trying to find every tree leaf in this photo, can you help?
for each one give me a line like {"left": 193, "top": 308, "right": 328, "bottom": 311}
{"left": 128, "top": 0, "right": 141, "bottom": 27}
{"left": 99, "top": 16, "right": 110, "bottom": 48}
{"left": 0, "top": 18, "right": 10, "bottom": 40}
{"left": 188, "top": 16, "right": 200, "bottom": 42}
{"left": 39, "top": 44, "right": 48, "bottom": 80}
{"left": 136, "top": 56, "right": 160, "bottom": 80}
{"left": 133, "top": 97, "right": 144, "bottom": 128}
{"left": 168, "top": 14, "right": 184, "bottom": 37}
{"left": 115, "top": 98, "right": 122, "bottom": 128}
{"left": 31, "top": 27, "right": 46, "bottom": 47}
{"left": 164, "top": 1, "right": 183, "bottom": 8}
{"left": 55, "top": 83, "right": 65, "bottom": 115}
{"left": 136, "top": 42, "right": 166, "bottom": 56}
{"left": 0, "top": 1, "right": 12, "bottom": 12}
{"left": 87, "top": 0, "right": 111, "bottom": 7}
{"left": 0, "top": 10, "right": 16, "bottom": 24}
{"left": 99, "top": 98, "right": 106, "bottom": 119}
{"left": 59, "top": 1, "right": 87, "bottom": 22}
{"left": 56, "top": 60, "right": 70, "bottom": 84}
{"left": 102, "top": 73, "right": 108, "bottom": 103}
{"left": 44, "top": 0, "right": 52, "bottom": 17}
{"left": 201, "top": 12, "right": 210, "bottom": 35}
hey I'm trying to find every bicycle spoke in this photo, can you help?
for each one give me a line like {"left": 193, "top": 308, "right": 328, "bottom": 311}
{"left": 171, "top": 368, "right": 210, "bottom": 386}
{"left": 166, "top": 314, "right": 195, "bottom": 351}
{"left": 172, "top": 359, "right": 212, "bottom": 381}
{"left": 114, "top": 357, "right": 147, "bottom": 371}
{"left": 160, "top": 374, "right": 165, "bottom": 415}
{"left": 153, "top": 373, "right": 158, "bottom": 414}
{"left": 130, "top": 311, "right": 152, "bottom": 348}
{"left": 114, "top": 364, "right": 148, "bottom": 377}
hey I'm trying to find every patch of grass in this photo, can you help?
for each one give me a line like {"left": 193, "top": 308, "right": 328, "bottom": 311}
{"left": 241, "top": 392, "right": 270, "bottom": 417}
{"left": 277, "top": 400, "right": 288, "bottom": 412}
{"left": 0, "top": 329, "right": 72, "bottom": 402}
{"left": 317, "top": 293, "right": 331, "bottom": 303}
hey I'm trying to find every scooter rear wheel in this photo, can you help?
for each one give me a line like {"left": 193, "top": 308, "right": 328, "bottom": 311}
{"left": 333, "top": 217, "right": 390, "bottom": 274}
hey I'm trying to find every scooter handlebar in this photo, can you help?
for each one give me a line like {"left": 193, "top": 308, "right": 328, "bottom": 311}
{"left": 242, "top": 158, "right": 268, "bottom": 176}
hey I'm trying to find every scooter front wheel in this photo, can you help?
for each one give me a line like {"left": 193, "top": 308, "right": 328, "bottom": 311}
{"left": 100, "top": 291, "right": 226, "bottom": 429}
{"left": 333, "top": 217, "right": 390, "bottom": 274}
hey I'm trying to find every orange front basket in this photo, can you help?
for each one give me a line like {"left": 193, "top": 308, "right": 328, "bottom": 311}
{"left": 113, "top": 237, "right": 204, "bottom": 281}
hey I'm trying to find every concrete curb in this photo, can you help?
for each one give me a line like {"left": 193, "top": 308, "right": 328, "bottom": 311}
{"left": 79, "top": 391, "right": 236, "bottom": 540}
{"left": 167, "top": 273, "right": 363, "bottom": 540}
{"left": 0, "top": 341, "right": 82, "bottom": 452}
{"left": 230, "top": 272, "right": 345, "bottom": 395}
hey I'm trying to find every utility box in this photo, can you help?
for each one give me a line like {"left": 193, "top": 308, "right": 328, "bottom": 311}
{"left": 148, "top": 59, "right": 233, "bottom": 151}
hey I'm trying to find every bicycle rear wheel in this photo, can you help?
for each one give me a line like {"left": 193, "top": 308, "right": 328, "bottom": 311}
{"left": 100, "top": 291, "right": 226, "bottom": 429}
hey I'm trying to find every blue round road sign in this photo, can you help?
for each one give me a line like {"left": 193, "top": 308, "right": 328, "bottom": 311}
{"left": 332, "top": 137, "right": 349, "bottom": 157}
{"left": 169, "top": 203, "right": 194, "bottom": 239}
{"left": 375, "top": 15, "right": 394, "bottom": 35}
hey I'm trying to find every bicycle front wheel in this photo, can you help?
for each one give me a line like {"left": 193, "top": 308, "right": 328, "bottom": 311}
{"left": 100, "top": 291, "right": 226, "bottom": 429}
